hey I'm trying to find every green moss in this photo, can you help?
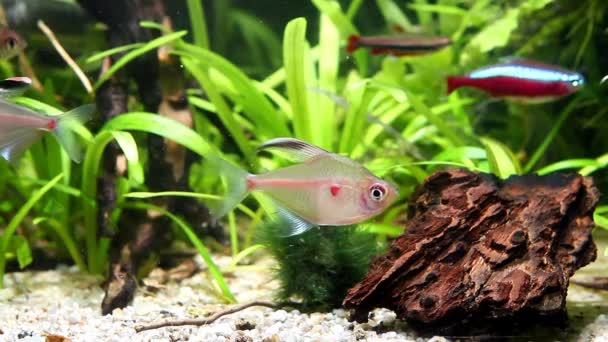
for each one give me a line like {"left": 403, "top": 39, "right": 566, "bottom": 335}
{"left": 257, "top": 219, "right": 382, "bottom": 311}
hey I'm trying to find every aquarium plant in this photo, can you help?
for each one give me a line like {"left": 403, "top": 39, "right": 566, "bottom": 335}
{"left": 0, "top": 0, "right": 605, "bottom": 313}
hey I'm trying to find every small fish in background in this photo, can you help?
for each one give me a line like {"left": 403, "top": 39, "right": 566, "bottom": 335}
{"left": 211, "top": 137, "right": 399, "bottom": 236}
{"left": 446, "top": 59, "right": 585, "bottom": 103}
{"left": 347, "top": 34, "right": 452, "bottom": 56}
{"left": 0, "top": 76, "right": 31, "bottom": 98}
{"left": 0, "top": 100, "right": 94, "bottom": 164}
{"left": 0, "top": 27, "right": 26, "bottom": 59}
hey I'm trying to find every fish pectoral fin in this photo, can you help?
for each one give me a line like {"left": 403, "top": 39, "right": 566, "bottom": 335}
{"left": 257, "top": 137, "right": 331, "bottom": 163}
{"left": 273, "top": 204, "right": 317, "bottom": 237}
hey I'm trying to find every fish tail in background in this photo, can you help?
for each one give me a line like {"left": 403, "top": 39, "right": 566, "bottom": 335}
{"left": 347, "top": 35, "right": 360, "bottom": 53}
{"left": 446, "top": 76, "right": 466, "bottom": 94}
{"left": 53, "top": 104, "right": 95, "bottom": 163}
{"left": 207, "top": 155, "right": 251, "bottom": 221}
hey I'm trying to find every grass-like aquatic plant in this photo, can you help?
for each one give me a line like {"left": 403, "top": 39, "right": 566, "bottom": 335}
{"left": 0, "top": 0, "right": 607, "bottom": 309}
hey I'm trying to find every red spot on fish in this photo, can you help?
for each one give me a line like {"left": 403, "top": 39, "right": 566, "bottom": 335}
{"left": 246, "top": 175, "right": 256, "bottom": 190}
{"left": 47, "top": 119, "right": 57, "bottom": 130}
{"left": 330, "top": 184, "right": 341, "bottom": 197}
{"left": 347, "top": 35, "right": 360, "bottom": 53}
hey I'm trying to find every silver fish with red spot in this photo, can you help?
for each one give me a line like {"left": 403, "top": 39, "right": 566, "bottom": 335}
{"left": 211, "top": 138, "right": 399, "bottom": 236}
{"left": 0, "top": 99, "right": 94, "bottom": 163}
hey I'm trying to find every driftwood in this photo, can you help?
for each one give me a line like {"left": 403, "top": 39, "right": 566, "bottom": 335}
{"left": 134, "top": 301, "right": 278, "bottom": 332}
{"left": 344, "top": 169, "right": 598, "bottom": 332}
{"left": 77, "top": 0, "right": 222, "bottom": 314}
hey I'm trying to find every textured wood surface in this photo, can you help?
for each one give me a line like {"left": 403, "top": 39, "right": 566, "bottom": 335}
{"left": 344, "top": 169, "right": 599, "bottom": 331}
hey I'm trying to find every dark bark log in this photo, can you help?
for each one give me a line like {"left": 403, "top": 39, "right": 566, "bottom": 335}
{"left": 96, "top": 78, "right": 128, "bottom": 238}
{"left": 343, "top": 169, "right": 599, "bottom": 333}
{"left": 78, "top": 0, "right": 222, "bottom": 314}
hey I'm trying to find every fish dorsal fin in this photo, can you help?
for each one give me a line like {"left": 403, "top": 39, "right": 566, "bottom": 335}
{"left": 0, "top": 77, "right": 32, "bottom": 98}
{"left": 274, "top": 203, "right": 316, "bottom": 237}
{"left": 257, "top": 137, "right": 331, "bottom": 163}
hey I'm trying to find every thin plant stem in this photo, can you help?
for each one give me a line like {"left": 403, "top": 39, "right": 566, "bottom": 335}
{"left": 38, "top": 20, "right": 93, "bottom": 94}
{"left": 524, "top": 98, "right": 580, "bottom": 173}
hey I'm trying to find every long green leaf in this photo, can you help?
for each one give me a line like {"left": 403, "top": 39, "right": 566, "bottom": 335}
{"left": 125, "top": 202, "right": 236, "bottom": 303}
{"left": 311, "top": 0, "right": 358, "bottom": 37}
{"left": 181, "top": 58, "right": 256, "bottom": 166}
{"left": 13, "top": 235, "right": 32, "bottom": 269}
{"left": 33, "top": 217, "right": 86, "bottom": 272}
{"left": 481, "top": 137, "right": 521, "bottom": 179}
{"left": 81, "top": 131, "right": 114, "bottom": 273}
{"left": 408, "top": 3, "right": 467, "bottom": 16}
{"left": 175, "top": 45, "right": 290, "bottom": 138}
{"left": 346, "top": 0, "right": 364, "bottom": 19}
{"left": 465, "top": 9, "right": 519, "bottom": 53}
{"left": 124, "top": 191, "right": 257, "bottom": 219}
{"left": 86, "top": 43, "right": 145, "bottom": 64}
{"left": 226, "top": 244, "right": 266, "bottom": 271}
{"left": 112, "top": 131, "right": 144, "bottom": 185}
{"left": 316, "top": 14, "right": 340, "bottom": 150}
{"left": 187, "top": 0, "right": 209, "bottom": 49}
{"left": 94, "top": 31, "right": 188, "bottom": 89}
{"left": 536, "top": 158, "right": 598, "bottom": 175}
{"left": 525, "top": 98, "right": 580, "bottom": 172}
{"left": 82, "top": 113, "right": 218, "bottom": 272}
{"left": 376, "top": 0, "right": 413, "bottom": 31}
{"left": 339, "top": 83, "right": 373, "bottom": 154}
{"left": 0, "top": 173, "right": 63, "bottom": 287}
{"left": 580, "top": 154, "right": 608, "bottom": 176}
{"left": 404, "top": 89, "right": 465, "bottom": 147}
{"left": 102, "top": 113, "right": 216, "bottom": 157}
{"left": 283, "top": 18, "right": 312, "bottom": 142}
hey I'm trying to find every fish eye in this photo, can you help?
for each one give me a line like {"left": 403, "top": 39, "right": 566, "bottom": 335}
{"left": 571, "top": 80, "right": 582, "bottom": 87}
{"left": 369, "top": 184, "right": 386, "bottom": 202}
{"left": 6, "top": 38, "right": 16, "bottom": 49}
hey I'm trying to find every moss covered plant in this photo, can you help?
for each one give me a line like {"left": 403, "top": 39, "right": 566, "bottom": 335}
{"left": 257, "top": 219, "right": 382, "bottom": 311}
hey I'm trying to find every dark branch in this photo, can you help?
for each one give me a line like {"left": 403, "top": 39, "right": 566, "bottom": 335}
{"left": 135, "top": 301, "right": 279, "bottom": 333}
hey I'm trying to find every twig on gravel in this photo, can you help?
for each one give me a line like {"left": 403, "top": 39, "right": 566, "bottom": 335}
{"left": 135, "top": 300, "right": 279, "bottom": 332}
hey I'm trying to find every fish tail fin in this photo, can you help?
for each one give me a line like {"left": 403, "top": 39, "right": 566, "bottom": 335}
{"left": 208, "top": 155, "right": 251, "bottom": 221}
{"left": 446, "top": 76, "right": 467, "bottom": 95}
{"left": 347, "top": 35, "right": 360, "bottom": 53}
{"left": 54, "top": 104, "right": 95, "bottom": 163}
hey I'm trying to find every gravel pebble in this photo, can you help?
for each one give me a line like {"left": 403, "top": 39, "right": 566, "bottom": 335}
{"left": 1, "top": 255, "right": 607, "bottom": 341}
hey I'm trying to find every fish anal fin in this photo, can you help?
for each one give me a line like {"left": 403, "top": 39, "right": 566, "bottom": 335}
{"left": 257, "top": 137, "right": 331, "bottom": 163}
{"left": 0, "top": 130, "right": 43, "bottom": 165}
{"left": 274, "top": 203, "right": 316, "bottom": 237}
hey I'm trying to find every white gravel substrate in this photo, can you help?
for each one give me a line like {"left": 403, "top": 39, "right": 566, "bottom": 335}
{"left": 1, "top": 254, "right": 607, "bottom": 342}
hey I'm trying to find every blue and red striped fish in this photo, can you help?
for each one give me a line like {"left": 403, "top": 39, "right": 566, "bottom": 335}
{"left": 446, "top": 59, "right": 584, "bottom": 103}
{"left": 347, "top": 34, "right": 451, "bottom": 56}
